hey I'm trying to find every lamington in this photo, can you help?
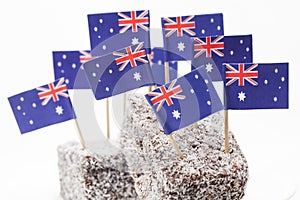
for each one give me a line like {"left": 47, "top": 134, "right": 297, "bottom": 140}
{"left": 57, "top": 93, "right": 248, "bottom": 199}
{"left": 120, "top": 93, "right": 248, "bottom": 199}
{"left": 57, "top": 141, "right": 137, "bottom": 200}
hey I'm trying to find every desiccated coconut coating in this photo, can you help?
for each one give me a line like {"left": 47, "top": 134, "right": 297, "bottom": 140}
{"left": 57, "top": 93, "right": 248, "bottom": 200}
{"left": 57, "top": 141, "right": 137, "bottom": 200}
{"left": 120, "top": 94, "right": 248, "bottom": 199}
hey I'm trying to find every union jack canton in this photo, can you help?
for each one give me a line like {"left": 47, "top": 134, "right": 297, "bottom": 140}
{"left": 163, "top": 15, "right": 196, "bottom": 38}
{"left": 148, "top": 79, "right": 186, "bottom": 112}
{"left": 225, "top": 63, "right": 258, "bottom": 87}
{"left": 193, "top": 36, "right": 224, "bottom": 58}
{"left": 37, "top": 78, "right": 69, "bottom": 106}
{"left": 118, "top": 10, "right": 149, "bottom": 33}
{"left": 113, "top": 43, "right": 148, "bottom": 71}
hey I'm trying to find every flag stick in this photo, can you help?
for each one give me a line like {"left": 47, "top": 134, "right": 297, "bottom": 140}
{"left": 164, "top": 61, "right": 170, "bottom": 83}
{"left": 123, "top": 93, "right": 126, "bottom": 114}
{"left": 224, "top": 109, "right": 229, "bottom": 153}
{"left": 106, "top": 98, "right": 110, "bottom": 140}
{"left": 169, "top": 133, "right": 184, "bottom": 160}
{"left": 165, "top": 64, "right": 183, "bottom": 160}
{"left": 74, "top": 118, "right": 86, "bottom": 149}
{"left": 148, "top": 54, "right": 153, "bottom": 92}
{"left": 193, "top": 123, "right": 198, "bottom": 129}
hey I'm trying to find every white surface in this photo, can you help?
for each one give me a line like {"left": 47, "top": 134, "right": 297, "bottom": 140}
{"left": 1, "top": 0, "right": 300, "bottom": 199}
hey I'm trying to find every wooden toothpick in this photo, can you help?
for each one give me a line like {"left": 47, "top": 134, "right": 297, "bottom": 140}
{"left": 193, "top": 123, "right": 198, "bottom": 129}
{"left": 74, "top": 118, "right": 86, "bottom": 149}
{"left": 165, "top": 62, "right": 183, "bottom": 159}
{"left": 106, "top": 98, "right": 110, "bottom": 140}
{"left": 224, "top": 110, "right": 229, "bottom": 153}
{"left": 148, "top": 53, "right": 154, "bottom": 92}
{"left": 169, "top": 133, "right": 184, "bottom": 160}
{"left": 123, "top": 93, "right": 126, "bottom": 114}
{"left": 164, "top": 61, "right": 170, "bottom": 83}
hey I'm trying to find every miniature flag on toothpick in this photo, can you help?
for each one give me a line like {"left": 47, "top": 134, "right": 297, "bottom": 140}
{"left": 87, "top": 10, "right": 152, "bottom": 139}
{"left": 151, "top": 47, "right": 178, "bottom": 85}
{"left": 191, "top": 34, "right": 253, "bottom": 154}
{"left": 161, "top": 13, "right": 224, "bottom": 61}
{"left": 8, "top": 78, "right": 76, "bottom": 134}
{"left": 192, "top": 35, "right": 253, "bottom": 81}
{"left": 222, "top": 62, "right": 288, "bottom": 153}
{"left": 53, "top": 50, "right": 96, "bottom": 89}
{"left": 224, "top": 63, "right": 289, "bottom": 109}
{"left": 88, "top": 10, "right": 151, "bottom": 55}
{"left": 145, "top": 66, "right": 224, "bottom": 134}
{"left": 83, "top": 43, "right": 155, "bottom": 100}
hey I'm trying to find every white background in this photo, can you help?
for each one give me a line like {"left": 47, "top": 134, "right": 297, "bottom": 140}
{"left": 1, "top": 0, "right": 299, "bottom": 199}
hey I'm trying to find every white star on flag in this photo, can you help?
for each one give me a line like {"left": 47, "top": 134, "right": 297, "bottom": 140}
{"left": 133, "top": 72, "right": 142, "bottom": 81}
{"left": 205, "top": 63, "right": 213, "bottom": 72}
{"left": 131, "top": 37, "right": 140, "bottom": 45}
{"left": 177, "top": 42, "right": 185, "bottom": 52}
{"left": 56, "top": 106, "right": 64, "bottom": 115}
{"left": 238, "top": 91, "right": 246, "bottom": 101}
{"left": 172, "top": 110, "right": 181, "bottom": 119}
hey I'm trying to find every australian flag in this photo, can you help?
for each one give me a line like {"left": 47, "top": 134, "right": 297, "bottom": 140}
{"left": 192, "top": 35, "right": 253, "bottom": 81}
{"left": 161, "top": 13, "right": 224, "bottom": 61}
{"left": 83, "top": 43, "right": 155, "bottom": 100}
{"left": 145, "top": 66, "right": 224, "bottom": 134}
{"left": 224, "top": 63, "right": 289, "bottom": 109}
{"left": 53, "top": 50, "right": 96, "bottom": 89}
{"left": 8, "top": 78, "right": 76, "bottom": 134}
{"left": 151, "top": 47, "right": 178, "bottom": 85}
{"left": 88, "top": 10, "right": 151, "bottom": 56}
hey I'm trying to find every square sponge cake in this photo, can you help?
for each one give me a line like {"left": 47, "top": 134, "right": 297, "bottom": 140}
{"left": 58, "top": 94, "right": 248, "bottom": 199}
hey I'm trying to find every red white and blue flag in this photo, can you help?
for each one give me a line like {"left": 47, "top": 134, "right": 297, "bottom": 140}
{"left": 83, "top": 44, "right": 155, "bottom": 100}
{"left": 145, "top": 66, "right": 223, "bottom": 134}
{"left": 192, "top": 35, "right": 253, "bottom": 81}
{"left": 161, "top": 13, "right": 224, "bottom": 61}
{"left": 88, "top": 10, "right": 151, "bottom": 56}
{"left": 224, "top": 63, "right": 289, "bottom": 109}
{"left": 53, "top": 50, "right": 96, "bottom": 89}
{"left": 8, "top": 78, "right": 76, "bottom": 134}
